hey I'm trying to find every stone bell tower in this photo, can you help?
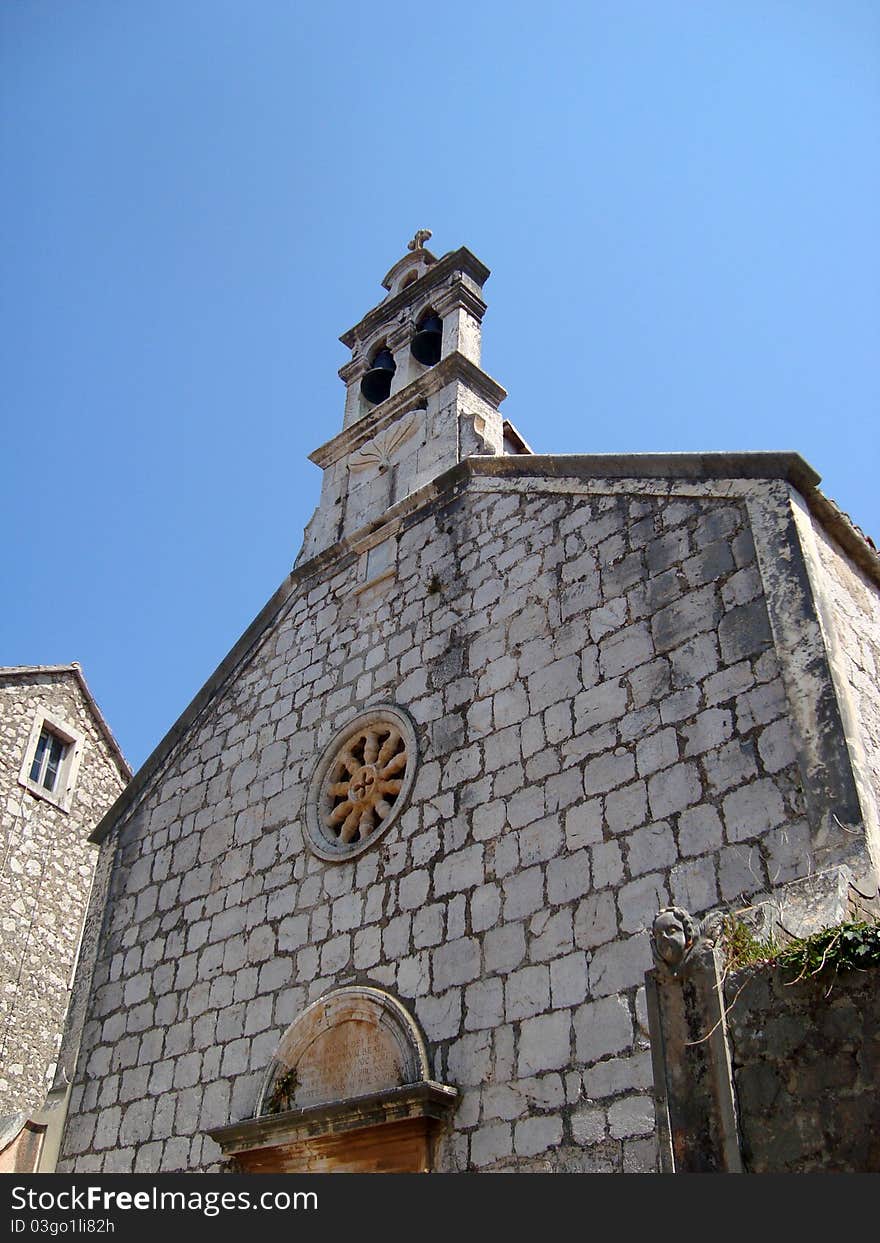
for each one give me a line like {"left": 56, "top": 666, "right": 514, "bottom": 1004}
{"left": 297, "top": 232, "right": 508, "bottom": 564}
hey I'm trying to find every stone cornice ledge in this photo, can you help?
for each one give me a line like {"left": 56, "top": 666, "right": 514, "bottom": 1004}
{"left": 472, "top": 450, "right": 821, "bottom": 491}
{"left": 208, "top": 1082, "right": 458, "bottom": 1158}
{"left": 310, "top": 352, "right": 507, "bottom": 470}
{"left": 339, "top": 246, "right": 490, "bottom": 347}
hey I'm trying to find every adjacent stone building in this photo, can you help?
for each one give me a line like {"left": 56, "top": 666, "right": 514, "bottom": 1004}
{"left": 0, "top": 664, "right": 130, "bottom": 1148}
{"left": 56, "top": 239, "right": 880, "bottom": 1173}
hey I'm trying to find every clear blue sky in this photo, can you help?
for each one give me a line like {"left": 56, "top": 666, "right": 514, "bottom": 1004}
{"left": 2, "top": 1, "right": 878, "bottom": 771}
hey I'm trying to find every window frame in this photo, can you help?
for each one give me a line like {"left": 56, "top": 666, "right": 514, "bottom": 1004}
{"left": 18, "top": 711, "right": 84, "bottom": 812}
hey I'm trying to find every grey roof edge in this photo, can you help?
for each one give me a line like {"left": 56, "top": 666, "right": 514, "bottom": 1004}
{"left": 503, "top": 420, "right": 534, "bottom": 454}
{"left": 0, "top": 663, "right": 131, "bottom": 781}
{"left": 0, "top": 1112, "right": 29, "bottom": 1153}
{"left": 804, "top": 489, "right": 880, "bottom": 584}
{"left": 88, "top": 448, "right": 879, "bottom": 844}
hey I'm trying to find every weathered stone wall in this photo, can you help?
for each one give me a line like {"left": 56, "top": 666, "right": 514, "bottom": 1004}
{"left": 0, "top": 671, "right": 128, "bottom": 1115}
{"left": 57, "top": 468, "right": 841, "bottom": 1174}
{"left": 725, "top": 961, "right": 880, "bottom": 1172}
{"left": 809, "top": 518, "right": 880, "bottom": 852}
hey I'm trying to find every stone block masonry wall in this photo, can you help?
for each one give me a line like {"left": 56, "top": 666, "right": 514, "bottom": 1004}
{"left": 0, "top": 672, "right": 128, "bottom": 1115}
{"left": 58, "top": 472, "right": 825, "bottom": 1173}
{"left": 724, "top": 962, "right": 880, "bottom": 1172}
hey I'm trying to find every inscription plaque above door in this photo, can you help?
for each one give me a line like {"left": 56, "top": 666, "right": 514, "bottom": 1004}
{"left": 209, "top": 987, "right": 456, "bottom": 1173}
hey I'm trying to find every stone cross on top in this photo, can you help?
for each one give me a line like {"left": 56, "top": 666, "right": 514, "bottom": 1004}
{"left": 406, "top": 228, "right": 432, "bottom": 252}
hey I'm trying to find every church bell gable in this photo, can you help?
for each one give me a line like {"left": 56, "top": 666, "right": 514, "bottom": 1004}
{"left": 297, "top": 232, "right": 507, "bottom": 565}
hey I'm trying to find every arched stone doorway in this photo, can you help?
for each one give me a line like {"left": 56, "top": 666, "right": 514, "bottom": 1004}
{"left": 209, "top": 987, "right": 456, "bottom": 1173}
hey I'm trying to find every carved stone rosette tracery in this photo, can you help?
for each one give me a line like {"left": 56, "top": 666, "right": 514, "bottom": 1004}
{"left": 305, "top": 705, "right": 418, "bottom": 861}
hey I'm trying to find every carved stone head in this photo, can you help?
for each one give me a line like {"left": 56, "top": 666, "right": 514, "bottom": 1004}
{"left": 652, "top": 906, "right": 698, "bottom": 972}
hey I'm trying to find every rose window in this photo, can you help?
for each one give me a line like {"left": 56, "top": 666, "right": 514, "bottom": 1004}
{"left": 324, "top": 723, "right": 407, "bottom": 845}
{"left": 305, "top": 706, "right": 418, "bottom": 861}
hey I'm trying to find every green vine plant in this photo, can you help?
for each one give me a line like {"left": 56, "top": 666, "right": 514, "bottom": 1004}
{"left": 721, "top": 916, "right": 880, "bottom": 983}
{"left": 262, "top": 1065, "right": 299, "bottom": 1116}
{"left": 775, "top": 920, "right": 880, "bottom": 983}
{"left": 682, "top": 916, "right": 880, "bottom": 1047}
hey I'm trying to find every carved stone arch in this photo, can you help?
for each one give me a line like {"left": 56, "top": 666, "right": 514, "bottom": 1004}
{"left": 255, "top": 986, "right": 430, "bottom": 1115}
{"left": 209, "top": 987, "right": 456, "bottom": 1173}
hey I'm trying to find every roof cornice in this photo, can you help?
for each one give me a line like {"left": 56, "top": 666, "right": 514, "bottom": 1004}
{"left": 310, "top": 352, "right": 507, "bottom": 470}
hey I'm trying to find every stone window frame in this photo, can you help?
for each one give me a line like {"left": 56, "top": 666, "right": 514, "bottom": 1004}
{"left": 18, "top": 710, "right": 85, "bottom": 813}
{"left": 350, "top": 517, "right": 404, "bottom": 597}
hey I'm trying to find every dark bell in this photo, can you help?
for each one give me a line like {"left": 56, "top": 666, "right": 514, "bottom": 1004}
{"left": 411, "top": 313, "right": 443, "bottom": 367}
{"left": 360, "top": 348, "right": 396, "bottom": 404}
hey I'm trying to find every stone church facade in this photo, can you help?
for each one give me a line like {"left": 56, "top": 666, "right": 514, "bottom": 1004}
{"left": 56, "top": 240, "right": 880, "bottom": 1173}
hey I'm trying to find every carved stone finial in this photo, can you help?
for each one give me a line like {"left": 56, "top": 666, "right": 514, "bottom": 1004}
{"left": 652, "top": 906, "right": 724, "bottom": 977}
{"left": 407, "top": 228, "right": 432, "bottom": 252}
